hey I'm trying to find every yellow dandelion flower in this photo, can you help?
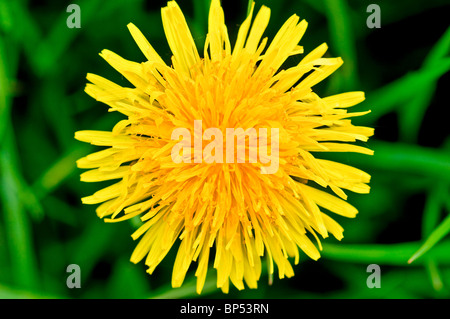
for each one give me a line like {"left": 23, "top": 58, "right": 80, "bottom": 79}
{"left": 75, "top": 0, "right": 374, "bottom": 294}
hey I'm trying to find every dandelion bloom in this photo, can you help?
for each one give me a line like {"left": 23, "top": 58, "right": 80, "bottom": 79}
{"left": 75, "top": 0, "right": 373, "bottom": 293}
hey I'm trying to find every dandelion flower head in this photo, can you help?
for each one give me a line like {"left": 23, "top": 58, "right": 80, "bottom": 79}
{"left": 75, "top": 0, "right": 374, "bottom": 294}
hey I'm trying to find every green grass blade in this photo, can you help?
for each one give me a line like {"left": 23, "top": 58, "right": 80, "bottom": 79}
{"left": 373, "top": 142, "right": 450, "bottom": 181}
{"left": 0, "top": 0, "right": 13, "bottom": 33}
{"left": 0, "top": 127, "right": 39, "bottom": 290}
{"left": 33, "top": 0, "right": 103, "bottom": 76}
{"left": 0, "top": 35, "right": 42, "bottom": 219}
{"left": 421, "top": 183, "right": 447, "bottom": 291}
{"left": 423, "top": 25, "right": 450, "bottom": 66}
{"left": 422, "top": 183, "right": 445, "bottom": 237}
{"left": 40, "top": 80, "right": 74, "bottom": 149}
{"left": 190, "top": 0, "right": 209, "bottom": 50}
{"left": 107, "top": 259, "right": 150, "bottom": 298}
{"left": 0, "top": 24, "right": 40, "bottom": 289}
{"left": 0, "top": 284, "right": 63, "bottom": 299}
{"left": 399, "top": 25, "right": 450, "bottom": 142}
{"left": 363, "top": 58, "right": 450, "bottom": 123}
{"left": 408, "top": 214, "right": 450, "bottom": 264}
{"left": 323, "top": 0, "right": 358, "bottom": 91}
{"left": 399, "top": 83, "right": 435, "bottom": 143}
{"left": 425, "top": 258, "right": 444, "bottom": 292}
{"left": 3, "top": 0, "right": 42, "bottom": 74}
{"left": 149, "top": 273, "right": 217, "bottom": 299}
{"left": 0, "top": 25, "right": 11, "bottom": 143}
{"left": 32, "top": 146, "right": 91, "bottom": 199}
{"left": 193, "top": 0, "right": 209, "bottom": 30}
{"left": 70, "top": 220, "right": 121, "bottom": 282}
{"left": 246, "top": 0, "right": 253, "bottom": 17}
{"left": 322, "top": 240, "right": 450, "bottom": 265}
{"left": 336, "top": 141, "right": 450, "bottom": 183}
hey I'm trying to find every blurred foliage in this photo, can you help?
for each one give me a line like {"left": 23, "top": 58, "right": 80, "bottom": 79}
{"left": 0, "top": 0, "right": 449, "bottom": 299}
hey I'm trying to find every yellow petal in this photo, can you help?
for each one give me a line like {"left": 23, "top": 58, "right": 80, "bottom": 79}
{"left": 300, "top": 184, "right": 358, "bottom": 218}
{"left": 161, "top": 1, "right": 200, "bottom": 75}
{"left": 304, "top": 142, "right": 374, "bottom": 155}
{"left": 244, "top": 5, "right": 271, "bottom": 54}
{"left": 127, "top": 22, "right": 167, "bottom": 66}
{"left": 207, "top": 0, "right": 231, "bottom": 61}
{"left": 232, "top": 1, "right": 255, "bottom": 57}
